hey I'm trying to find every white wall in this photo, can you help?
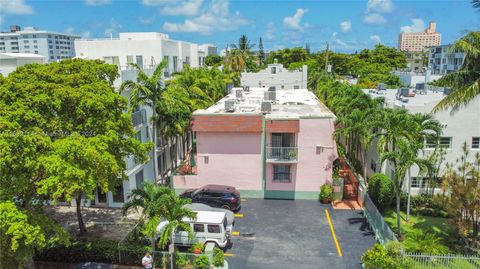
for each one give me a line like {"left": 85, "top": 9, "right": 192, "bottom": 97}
{"left": 241, "top": 64, "right": 308, "bottom": 89}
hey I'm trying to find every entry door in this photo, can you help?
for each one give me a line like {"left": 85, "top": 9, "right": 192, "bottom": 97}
{"left": 94, "top": 188, "right": 108, "bottom": 207}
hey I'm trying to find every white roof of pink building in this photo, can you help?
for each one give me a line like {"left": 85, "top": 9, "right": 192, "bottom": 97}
{"left": 194, "top": 87, "right": 336, "bottom": 119}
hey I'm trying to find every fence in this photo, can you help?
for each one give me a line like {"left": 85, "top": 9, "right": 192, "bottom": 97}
{"left": 362, "top": 193, "right": 397, "bottom": 244}
{"left": 403, "top": 253, "right": 480, "bottom": 269}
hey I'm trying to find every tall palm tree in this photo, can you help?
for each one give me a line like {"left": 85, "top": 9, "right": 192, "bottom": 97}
{"left": 433, "top": 31, "right": 480, "bottom": 112}
{"left": 122, "top": 182, "right": 171, "bottom": 251}
{"left": 376, "top": 109, "right": 416, "bottom": 236}
{"left": 231, "top": 35, "right": 255, "bottom": 54}
{"left": 473, "top": 0, "right": 480, "bottom": 10}
{"left": 120, "top": 60, "right": 168, "bottom": 183}
{"left": 225, "top": 49, "right": 247, "bottom": 72}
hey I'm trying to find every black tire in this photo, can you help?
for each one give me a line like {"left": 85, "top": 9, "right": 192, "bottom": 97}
{"left": 204, "top": 241, "right": 220, "bottom": 249}
{"left": 221, "top": 205, "right": 231, "bottom": 210}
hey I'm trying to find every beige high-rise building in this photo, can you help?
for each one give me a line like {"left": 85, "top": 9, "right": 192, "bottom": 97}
{"left": 398, "top": 21, "right": 441, "bottom": 52}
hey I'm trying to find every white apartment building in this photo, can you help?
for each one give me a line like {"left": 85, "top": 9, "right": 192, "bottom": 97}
{"left": 75, "top": 32, "right": 213, "bottom": 207}
{"left": 241, "top": 61, "right": 308, "bottom": 89}
{"left": 363, "top": 89, "right": 480, "bottom": 195}
{"left": 427, "top": 44, "right": 466, "bottom": 75}
{"left": 0, "top": 52, "right": 46, "bottom": 76}
{"left": 0, "top": 25, "right": 79, "bottom": 62}
{"left": 75, "top": 32, "right": 216, "bottom": 77}
{"left": 398, "top": 21, "right": 441, "bottom": 52}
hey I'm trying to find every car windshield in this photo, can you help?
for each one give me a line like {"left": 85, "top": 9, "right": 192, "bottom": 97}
{"left": 192, "top": 188, "right": 203, "bottom": 197}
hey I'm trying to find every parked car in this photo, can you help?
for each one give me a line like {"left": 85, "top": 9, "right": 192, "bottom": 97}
{"left": 180, "top": 185, "right": 241, "bottom": 212}
{"left": 156, "top": 210, "right": 230, "bottom": 248}
{"left": 73, "top": 263, "right": 112, "bottom": 269}
{"left": 185, "top": 203, "right": 235, "bottom": 230}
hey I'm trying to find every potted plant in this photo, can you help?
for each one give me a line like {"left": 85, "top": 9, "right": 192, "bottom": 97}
{"left": 189, "top": 242, "right": 204, "bottom": 254}
{"left": 319, "top": 184, "right": 333, "bottom": 204}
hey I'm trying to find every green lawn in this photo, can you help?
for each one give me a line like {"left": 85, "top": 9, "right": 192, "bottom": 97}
{"left": 383, "top": 209, "right": 459, "bottom": 253}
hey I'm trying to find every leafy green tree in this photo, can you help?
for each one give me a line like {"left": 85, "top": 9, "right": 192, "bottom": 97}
{"left": 224, "top": 49, "right": 247, "bottom": 72}
{"left": 204, "top": 54, "right": 222, "bottom": 67}
{"left": 0, "top": 201, "right": 45, "bottom": 269}
{"left": 433, "top": 31, "right": 480, "bottom": 112}
{"left": 266, "top": 47, "right": 309, "bottom": 68}
{"left": 120, "top": 61, "right": 168, "bottom": 183}
{"left": 0, "top": 59, "right": 150, "bottom": 235}
{"left": 368, "top": 174, "right": 395, "bottom": 212}
{"left": 442, "top": 143, "right": 480, "bottom": 248}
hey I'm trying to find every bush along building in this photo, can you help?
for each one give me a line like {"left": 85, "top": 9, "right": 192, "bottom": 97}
{"left": 173, "top": 85, "right": 338, "bottom": 200}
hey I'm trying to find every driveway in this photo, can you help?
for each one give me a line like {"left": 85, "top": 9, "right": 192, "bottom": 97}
{"left": 225, "top": 199, "right": 375, "bottom": 269}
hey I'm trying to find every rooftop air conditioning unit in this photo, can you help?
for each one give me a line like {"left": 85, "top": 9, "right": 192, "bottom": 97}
{"left": 225, "top": 100, "right": 235, "bottom": 112}
{"left": 243, "top": 86, "right": 250, "bottom": 92}
{"left": 264, "top": 91, "right": 276, "bottom": 101}
{"left": 235, "top": 89, "right": 243, "bottom": 100}
{"left": 268, "top": 86, "right": 276, "bottom": 92}
{"left": 377, "top": 83, "right": 386, "bottom": 91}
{"left": 261, "top": 101, "right": 272, "bottom": 113}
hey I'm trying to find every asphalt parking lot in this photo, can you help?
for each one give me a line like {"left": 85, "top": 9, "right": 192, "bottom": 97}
{"left": 225, "top": 199, "right": 375, "bottom": 269}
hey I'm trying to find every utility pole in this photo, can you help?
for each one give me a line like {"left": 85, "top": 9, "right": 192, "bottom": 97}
{"left": 325, "top": 42, "right": 329, "bottom": 73}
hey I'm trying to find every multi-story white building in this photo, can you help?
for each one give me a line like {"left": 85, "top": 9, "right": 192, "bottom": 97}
{"left": 75, "top": 32, "right": 216, "bottom": 77}
{"left": 75, "top": 32, "right": 215, "bottom": 207}
{"left": 427, "top": 44, "right": 466, "bottom": 75}
{"left": 241, "top": 61, "right": 308, "bottom": 89}
{"left": 0, "top": 25, "right": 79, "bottom": 62}
{"left": 398, "top": 21, "right": 441, "bottom": 52}
{"left": 364, "top": 89, "right": 480, "bottom": 195}
{"left": 0, "top": 52, "right": 46, "bottom": 76}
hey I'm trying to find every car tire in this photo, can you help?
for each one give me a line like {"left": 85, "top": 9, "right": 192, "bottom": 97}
{"left": 221, "top": 205, "right": 231, "bottom": 210}
{"left": 204, "top": 241, "right": 220, "bottom": 249}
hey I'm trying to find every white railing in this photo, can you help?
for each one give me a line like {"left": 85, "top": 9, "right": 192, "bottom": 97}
{"left": 266, "top": 147, "right": 298, "bottom": 162}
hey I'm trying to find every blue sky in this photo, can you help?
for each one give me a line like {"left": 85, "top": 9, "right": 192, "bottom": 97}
{"left": 0, "top": 0, "right": 478, "bottom": 52}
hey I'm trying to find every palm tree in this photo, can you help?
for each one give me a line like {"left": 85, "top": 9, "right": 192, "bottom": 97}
{"left": 157, "top": 192, "right": 196, "bottom": 269}
{"left": 120, "top": 60, "right": 168, "bottom": 183}
{"left": 122, "top": 182, "right": 171, "bottom": 251}
{"left": 376, "top": 109, "right": 416, "bottom": 236}
{"left": 225, "top": 49, "right": 247, "bottom": 72}
{"left": 231, "top": 35, "right": 255, "bottom": 54}
{"left": 473, "top": 0, "right": 480, "bottom": 10}
{"left": 433, "top": 31, "right": 480, "bottom": 112}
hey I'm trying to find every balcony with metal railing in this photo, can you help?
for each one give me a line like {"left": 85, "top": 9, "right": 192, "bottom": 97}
{"left": 266, "top": 147, "right": 298, "bottom": 163}
{"left": 132, "top": 109, "right": 147, "bottom": 126}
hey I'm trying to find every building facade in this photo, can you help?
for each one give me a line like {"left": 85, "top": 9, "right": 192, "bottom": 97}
{"left": 240, "top": 62, "right": 308, "bottom": 89}
{"left": 75, "top": 32, "right": 216, "bottom": 76}
{"left": 398, "top": 21, "right": 441, "bottom": 52}
{"left": 0, "top": 52, "right": 46, "bottom": 76}
{"left": 427, "top": 44, "right": 466, "bottom": 75}
{"left": 173, "top": 87, "right": 337, "bottom": 199}
{"left": 363, "top": 89, "right": 480, "bottom": 195}
{"left": 0, "top": 25, "right": 79, "bottom": 62}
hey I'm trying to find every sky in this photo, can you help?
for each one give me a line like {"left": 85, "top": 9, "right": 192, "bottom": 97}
{"left": 0, "top": 0, "right": 479, "bottom": 53}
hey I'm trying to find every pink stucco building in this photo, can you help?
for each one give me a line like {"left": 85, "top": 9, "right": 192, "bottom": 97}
{"left": 173, "top": 87, "right": 337, "bottom": 199}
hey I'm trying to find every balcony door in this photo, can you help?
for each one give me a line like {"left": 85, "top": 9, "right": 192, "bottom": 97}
{"left": 271, "top": 133, "right": 294, "bottom": 147}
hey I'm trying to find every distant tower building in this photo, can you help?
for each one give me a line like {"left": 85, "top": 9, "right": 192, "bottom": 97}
{"left": 398, "top": 21, "right": 441, "bottom": 52}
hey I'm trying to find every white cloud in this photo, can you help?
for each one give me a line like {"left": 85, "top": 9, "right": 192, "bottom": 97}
{"left": 363, "top": 0, "right": 393, "bottom": 25}
{"left": 84, "top": 0, "right": 111, "bottom": 6}
{"left": 340, "top": 21, "right": 352, "bottom": 33}
{"left": 265, "top": 22, "right": 275, "bottom": 41}
{"left": 104, "top": 19, "right": 122, "bottom": 37}
{"left": 366, "top": 0, "right": 394, "bottom": 13}
{"left": 161, "top": 0, "right": 203, "bottom": 16}
{"left": 0, "top": 0, "right": 33, "bottom": 14}
{"left": 81, "top": 31, "right": 91, "bottom": 39}
{"left": 139, "top": 16, "right": 155, "bottom": 25}
{"left": 283, "top": 8, "right": 308, "bottom": 30}
{"left": 370, "top": 35, "right": 381, "bottom": 43}
{"left": 400, "top": 18, "right": 425, "bottom": 33}
{"left": 162, "top": 0, "right": 248, "bottom": 35}
{"left": 363, "top": 13, "right": 387, "bottom": 25}
{"left": 141, "top": 0, "right": 203, "bottom": 16}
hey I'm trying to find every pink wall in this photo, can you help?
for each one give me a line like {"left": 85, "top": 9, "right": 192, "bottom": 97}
{"left": 174, "top": 132, "right": 263, "bottom": 191}
{"left": 294, "top": 118, "right": 337, "bottom": 191}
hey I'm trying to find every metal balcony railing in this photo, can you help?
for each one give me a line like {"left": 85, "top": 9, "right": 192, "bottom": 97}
{"left": 266, "top": 147, "right": 298, "bottom": 162}
{"left": 132, "top": 109, "right": 147, "bottom": 126}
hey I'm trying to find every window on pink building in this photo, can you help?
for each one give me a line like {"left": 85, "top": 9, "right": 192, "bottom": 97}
{"left": 273, "top": 165, "right": 291, "bottom": 182}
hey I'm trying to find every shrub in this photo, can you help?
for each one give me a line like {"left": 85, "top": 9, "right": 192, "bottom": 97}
{"left": 368, "top": 173, "right": 394, "bottom": 212}
{"left": 361, "top": 243, "right": 403, "bottom": 269}
{"left": 35, "top": 239, "right": 120, "bottom": 264}
{"left": 403, "top": 231, "right": 449, "bottom": 255}
{"left": 175, "top": 252, "right": 189, "bottom": 267}
{"left": 194, "top": 255, "right": 210, "bottom": 269}
{"left": 319, "top": 184, "right": 333, "bottom": 202}
{"left": 212, "top": 247, "right": 225, "bottom": 267}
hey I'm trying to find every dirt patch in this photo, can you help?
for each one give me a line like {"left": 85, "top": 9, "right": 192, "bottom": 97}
{"left": 44, "top": 206, "right": 141, "bottom": 241}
